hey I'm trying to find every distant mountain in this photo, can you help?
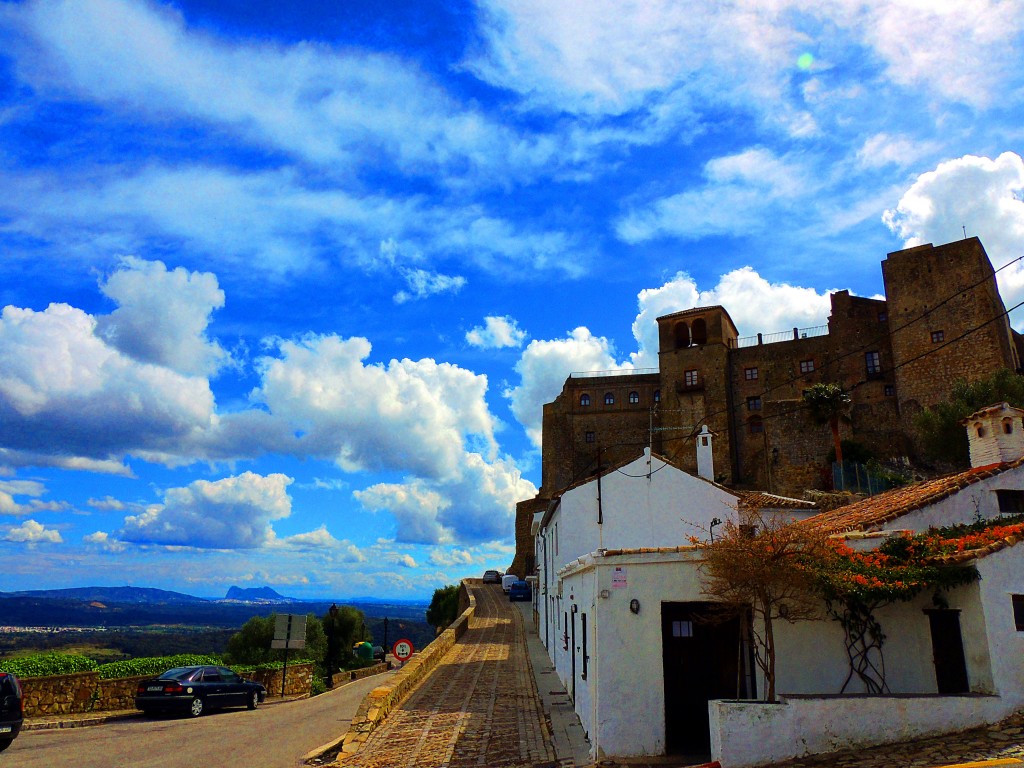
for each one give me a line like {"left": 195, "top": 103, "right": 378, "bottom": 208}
{"left": 1, "top": 586, "right": 209, "bottom": 604}
{"left": 222, "top": 585, "right": 294, "bottom": 602}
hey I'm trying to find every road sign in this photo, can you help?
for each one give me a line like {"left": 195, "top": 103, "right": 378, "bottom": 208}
{"left": 392, "top": 638, "right": 414, "bottom": 662}
{"left": 271, "top": 613, "right": 307, "bottom": 649}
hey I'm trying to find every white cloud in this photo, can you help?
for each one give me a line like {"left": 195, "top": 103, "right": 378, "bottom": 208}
{"left": 883, "top": 152, "right": 1024, "bottom": 322}
{"left": 616, "top": 148, "right": 811, "bottom": 243}
{"left": 393, "top": 269, "right": 467, "bottom": 304}
{"left": 429, "top": 548, "right": 476, "bottom": 567}
{"left": 83, "top": 530, "right": 126, "bottom": 552}
{"left": 87, "top": 496, "right": 127, "bottom": 511}
{"left": 391, "top": 553, "right": 418, "bottom": 568}
{"left": 355, "top": 481, "right": 450, "bottom": 545}
{"left": 117, "top": 472, "right": 293, "bottom": 549}
{"left": 252, "top": 334, "right": 497, "bottom": 479}
{"left": 0, "top": 0, "right": 557, "bottom": 179}
{"left": 4, "top": 519, "right": 62, "bottom": 543}
{"left": 856, "top": 132, "right": 938, "bottom": 170}
{"left": 466, "top": 0, "right": 1023, "bottom": 117}
{"left": 96, "top": 257, "right": 227, "bottom": 376}
{"left": 466, "top": 316, "right": 527, "bottom": 349}
{"left": 505, "top": 327, "right": 627, "bottom": 447}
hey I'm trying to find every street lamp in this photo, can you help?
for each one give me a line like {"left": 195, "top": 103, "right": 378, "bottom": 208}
{"left": 327, "top": 603, "right": 339, "bottom": 682}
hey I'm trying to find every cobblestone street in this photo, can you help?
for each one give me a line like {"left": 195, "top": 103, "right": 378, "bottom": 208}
{"left": 341, "top": 583, "right": 557, "bottom": 768}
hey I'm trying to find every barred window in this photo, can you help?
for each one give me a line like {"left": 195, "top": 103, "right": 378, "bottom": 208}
{"left": 684, "top": 370, "right": 699, "bottom": 387}
{"left": 745, "top": 367, "right": 758, "bottom": 380}
{"left": 865, "top": 351, "right": 881, "bottom": 376}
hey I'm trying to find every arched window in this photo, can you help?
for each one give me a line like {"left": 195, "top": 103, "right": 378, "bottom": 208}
{"left": 1003, "top": 417, "right": 1014, "bottom": 435}
{"left": 654, "top": 389, "right": 661, "bottom": 403}
{"left": 674, "top": 322, "right": 690, "bottom": 349}
{"left": 691, "top": 318, "right": 708, "bottom": 346}
{"left": 580, "top": 393, "right": 591, "bottom": 407}
{"left": 629, "top": 391, "right": 639, "bottom": 404}
{"left": 975, "top": 422, "right": 985, "bottom": 438}
{"left": 604, "top": 392, "right": 615, "bottom": 405}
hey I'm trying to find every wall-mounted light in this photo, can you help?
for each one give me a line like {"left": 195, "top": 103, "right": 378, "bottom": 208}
{"left": 629, "top": 599, "right": 640, "bottom": 614}
{"left": 600, "top": 589, "right": 611, "bottom": 599}
{"left": 709, "top": 517, "right": 722, "bottom": 542}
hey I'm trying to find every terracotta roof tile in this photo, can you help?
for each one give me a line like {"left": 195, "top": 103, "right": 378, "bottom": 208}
{"left": 925, "top": 533, "right": 1023, "bottom": 565}
{"left": 801, "top": 457, "right": 1024, "bottom": 535}
{"left": 738, "top": 492, "right": 818, "bottom": 510}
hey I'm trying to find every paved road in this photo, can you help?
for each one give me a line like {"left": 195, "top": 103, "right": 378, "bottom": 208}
{"left": 8, "top": 673, "right": 390, "bottom": 768}
{"left": 344, "top": 582, "right": 556, "bottom": 768}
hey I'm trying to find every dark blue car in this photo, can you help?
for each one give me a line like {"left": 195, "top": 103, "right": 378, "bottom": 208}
{"left": 508, "top": 580, "right": 532, "bottom": 602}
{"left": 0, "top": 672, "right": 23, "bottom": 752}
{"left": 135, "top": 665, "right": 266, "bottom": 717}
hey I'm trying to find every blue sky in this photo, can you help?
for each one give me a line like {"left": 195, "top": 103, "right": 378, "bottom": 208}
{"left": 1, "top": 0, "right": 1023, "bottom": 599}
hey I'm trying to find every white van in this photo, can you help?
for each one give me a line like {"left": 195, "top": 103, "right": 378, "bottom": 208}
{"left": 501, "top": 573, "right": 518, "bottom": 593}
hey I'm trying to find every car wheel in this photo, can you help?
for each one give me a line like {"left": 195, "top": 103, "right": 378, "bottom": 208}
{"left": 189, "top": 697, "right": 204, "bottom": 717}
{"left": 0, "top": 738, "right": 12, "bottom": 753}
{"left": 247, "top": 690, "right": 260, "bottom": 710}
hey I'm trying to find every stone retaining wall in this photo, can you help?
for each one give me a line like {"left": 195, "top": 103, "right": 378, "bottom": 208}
{"left": 331, "top": 662, "right": 389, "bottom": 688}
{"left": 339, "top": 581, "right": 475, "bottom": 756}
{"left": 20, "top": 663, "right": 314, "bottom": 718}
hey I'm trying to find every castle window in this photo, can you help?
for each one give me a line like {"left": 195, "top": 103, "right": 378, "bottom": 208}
{"left": 654, "top": 389, "right": 661, "bottom": 403}
{"left": 865, "top": 351, "right": 881, "bottom": 377}
{"left": 747, "top": 396, "right": 762, "bottom": 411}
{"left": 585, "top": 431, "right": 596, "bottom": 444}
{"left": 932, "top": 330, "right": 945, "bottom": 343}
{"left": 604, "top": 392, "right": 615, "bottom": 405}
{"left": 996, "top": 490, "right": 1024, "bottom": 515}
{"left": 684, "top": 370, "right": 699, "bottom": 387}
{"left": 748, "top": 416, "right": 764, "bottom": 434}
{"left": 580, "top": 394, "right": 591, "bottom": 407}
{"left": 629, "top": 391, "right": 639, "bottom": 404}
{"left": 799, "top": 359, "right": 815, "bottom": 375}
{"left": 691, "top": 318, "right": 708, "bottom": 346}
{"left": 884, "top": 384, "right": 895, "bottom": 397}
{"left": 674, "top": 322, "right": 690, "bottom": 349}
{"left": 744, "top": 367, "right": 758, "bottom": 381}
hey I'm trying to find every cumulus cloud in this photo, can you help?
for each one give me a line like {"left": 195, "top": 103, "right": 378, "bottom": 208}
{"left": 429, "top": 548, "right": 476, "bottom": 567}
{"left": 466, "top": 316, "right": 527, "bottom": 349}
{"left": 83, "top": 530, "right": 126, "bottom": 552}
{"left": 96, "top": 257, "right": 227, "bottom": 376}
{"left": 0, "top": 479, "right": 68, "bottom": 516}
{"left": 393, "top": 269, "right": 466, "bottom": 304}
{"left": 883, "top": 152, "right": 1024, "bottom": 321}
{"left": 0, "top": 301, "right": 215, "bottom": 468}
{"left": 391, "top": 553, "right": 418, "bottom": 568}
{"left": 117, "top": 472, "right": 292, "bottom": 549}
{"left": 4, "top": 519, "right": 62, "bottom": 543}
{"left": 505, "top": 327, "right": 625, "bottom": 447}
{"left": 355, "top": 481, "right": 449, "bottom": 545}
{"left": 252, "top": 334, "right": 497, "bottom": 479}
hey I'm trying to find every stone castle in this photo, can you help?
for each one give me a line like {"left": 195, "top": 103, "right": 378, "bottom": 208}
{"left": 510, "top": 237, "right": 1024, "bottom": 575}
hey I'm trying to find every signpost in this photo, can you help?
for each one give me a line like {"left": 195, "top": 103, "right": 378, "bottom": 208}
{"left": 392, "top": 638, "right": 414, "bottom": 664}
{"left": 271, "top": 614, "right": 307, "bottom": 698}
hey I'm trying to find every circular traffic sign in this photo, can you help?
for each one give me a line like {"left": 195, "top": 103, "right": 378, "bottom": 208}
{"left": 392, "top": 638, "right": 415, "bottom": 662}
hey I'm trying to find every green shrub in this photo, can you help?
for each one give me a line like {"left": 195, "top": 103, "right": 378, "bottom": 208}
{"left": 0, "top": 652, "right": 98, "bottom": 678}
{"left": 310, "top": 677, "right": 327, "bottom": 696}
{"left": 96, "top": 654, "right": 223, "bottom": 679}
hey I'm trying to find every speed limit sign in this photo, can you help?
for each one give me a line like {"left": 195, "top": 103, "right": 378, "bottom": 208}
{"left": 392, "top": 638, "right": 415, "bottom": 662}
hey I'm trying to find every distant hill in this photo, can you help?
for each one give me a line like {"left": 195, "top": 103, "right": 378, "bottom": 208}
{"left": 1, "top": 586, "right": 208, "bottom": 604}
{"left": 222, "top": 585, "right": 293, "bottom": 602}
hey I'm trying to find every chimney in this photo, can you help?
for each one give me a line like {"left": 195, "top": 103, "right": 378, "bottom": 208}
{"left": 960, "top": 402, "right": 1024, "bottom": 467}
{"left": 696, "top": 425, "right": 714, "bottom": 480}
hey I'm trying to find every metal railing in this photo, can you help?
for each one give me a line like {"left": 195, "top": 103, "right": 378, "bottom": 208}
{"left": 734, "top": 324, "right": 829, "bottom": 349}
{"left": 569, "top": 368, "right": 658, "bottom": 378}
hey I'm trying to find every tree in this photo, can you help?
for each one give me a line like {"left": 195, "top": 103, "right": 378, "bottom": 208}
{"left": 915, "top": 367, "right": 1024, "bottom": 466}
{"left": 426, "top": 584, "right": 461, "bottom": 633}
{"left": 692, "top": 511, "right": 830, "bottom": 701}
{"left": 803, "top": 383, "right": 851, "bottom": 466}
{"left": 322, "top": 605, "right": 370, "bottom": 673}
{"left": 225, "top": 612, "right": 327, "bottom": 674}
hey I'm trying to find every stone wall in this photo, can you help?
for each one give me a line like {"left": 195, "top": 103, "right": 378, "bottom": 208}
{"left": 19, "top": 663, "right": 313, "bottom": 718}
{"left": 340, "top": 581, "right": 476, "bottom": 756}
{"left": 331, "top": 662, "right": 389, "bottom": 688}
{"left": 245, "top": 662, "right": 314, "bottom": 698}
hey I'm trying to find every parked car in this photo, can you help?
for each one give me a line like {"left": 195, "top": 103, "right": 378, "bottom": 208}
{"left": 482, "top": 569, "right": 502, "bottom": 584}
{"left": 0, "top": 672, "right": 23, "bottom": 753}
{"left": 135, "top": 665, "right": 266, "bottom": 718}
{"left": 373, "top": 645, "right": 387, "bottom": 663}
{"left": 508, "top": 580, "right": 532, "bottom": 602}
{"left": 501, "top": 573, "right": 519, "bottom": 593}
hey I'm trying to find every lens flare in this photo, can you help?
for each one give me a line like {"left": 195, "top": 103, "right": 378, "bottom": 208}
{"left": 797, "top": 53, "right": 814, "bottom": 71}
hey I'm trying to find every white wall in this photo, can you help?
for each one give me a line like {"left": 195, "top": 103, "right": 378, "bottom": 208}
{"left": 977, "top": 544, "right": 1024, "bottom": 706}
{"left": 880, "top": 467, "right": 1024, "bottom": 533}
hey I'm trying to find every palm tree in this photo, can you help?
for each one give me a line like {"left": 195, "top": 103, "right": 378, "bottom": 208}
{"left": 802, "top": 383, "right": 851, "bottom": 465}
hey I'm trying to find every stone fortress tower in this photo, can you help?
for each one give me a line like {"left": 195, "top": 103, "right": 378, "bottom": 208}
{"left": 509, "top": 238, "right": 1024, "bottom": 577}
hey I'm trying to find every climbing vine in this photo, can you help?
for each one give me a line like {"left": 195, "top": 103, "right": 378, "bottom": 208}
{"left": 805, "top": 516, "right": 1024, "bottom": 693}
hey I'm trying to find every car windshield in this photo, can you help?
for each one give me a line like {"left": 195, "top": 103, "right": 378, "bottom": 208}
{"left": 158, "top": 667, "right": 199, "bottom": 681}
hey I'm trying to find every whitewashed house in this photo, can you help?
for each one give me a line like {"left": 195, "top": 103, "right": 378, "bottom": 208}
{"left": 530, "top": 405, "right": 1024, "bottom": 766}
